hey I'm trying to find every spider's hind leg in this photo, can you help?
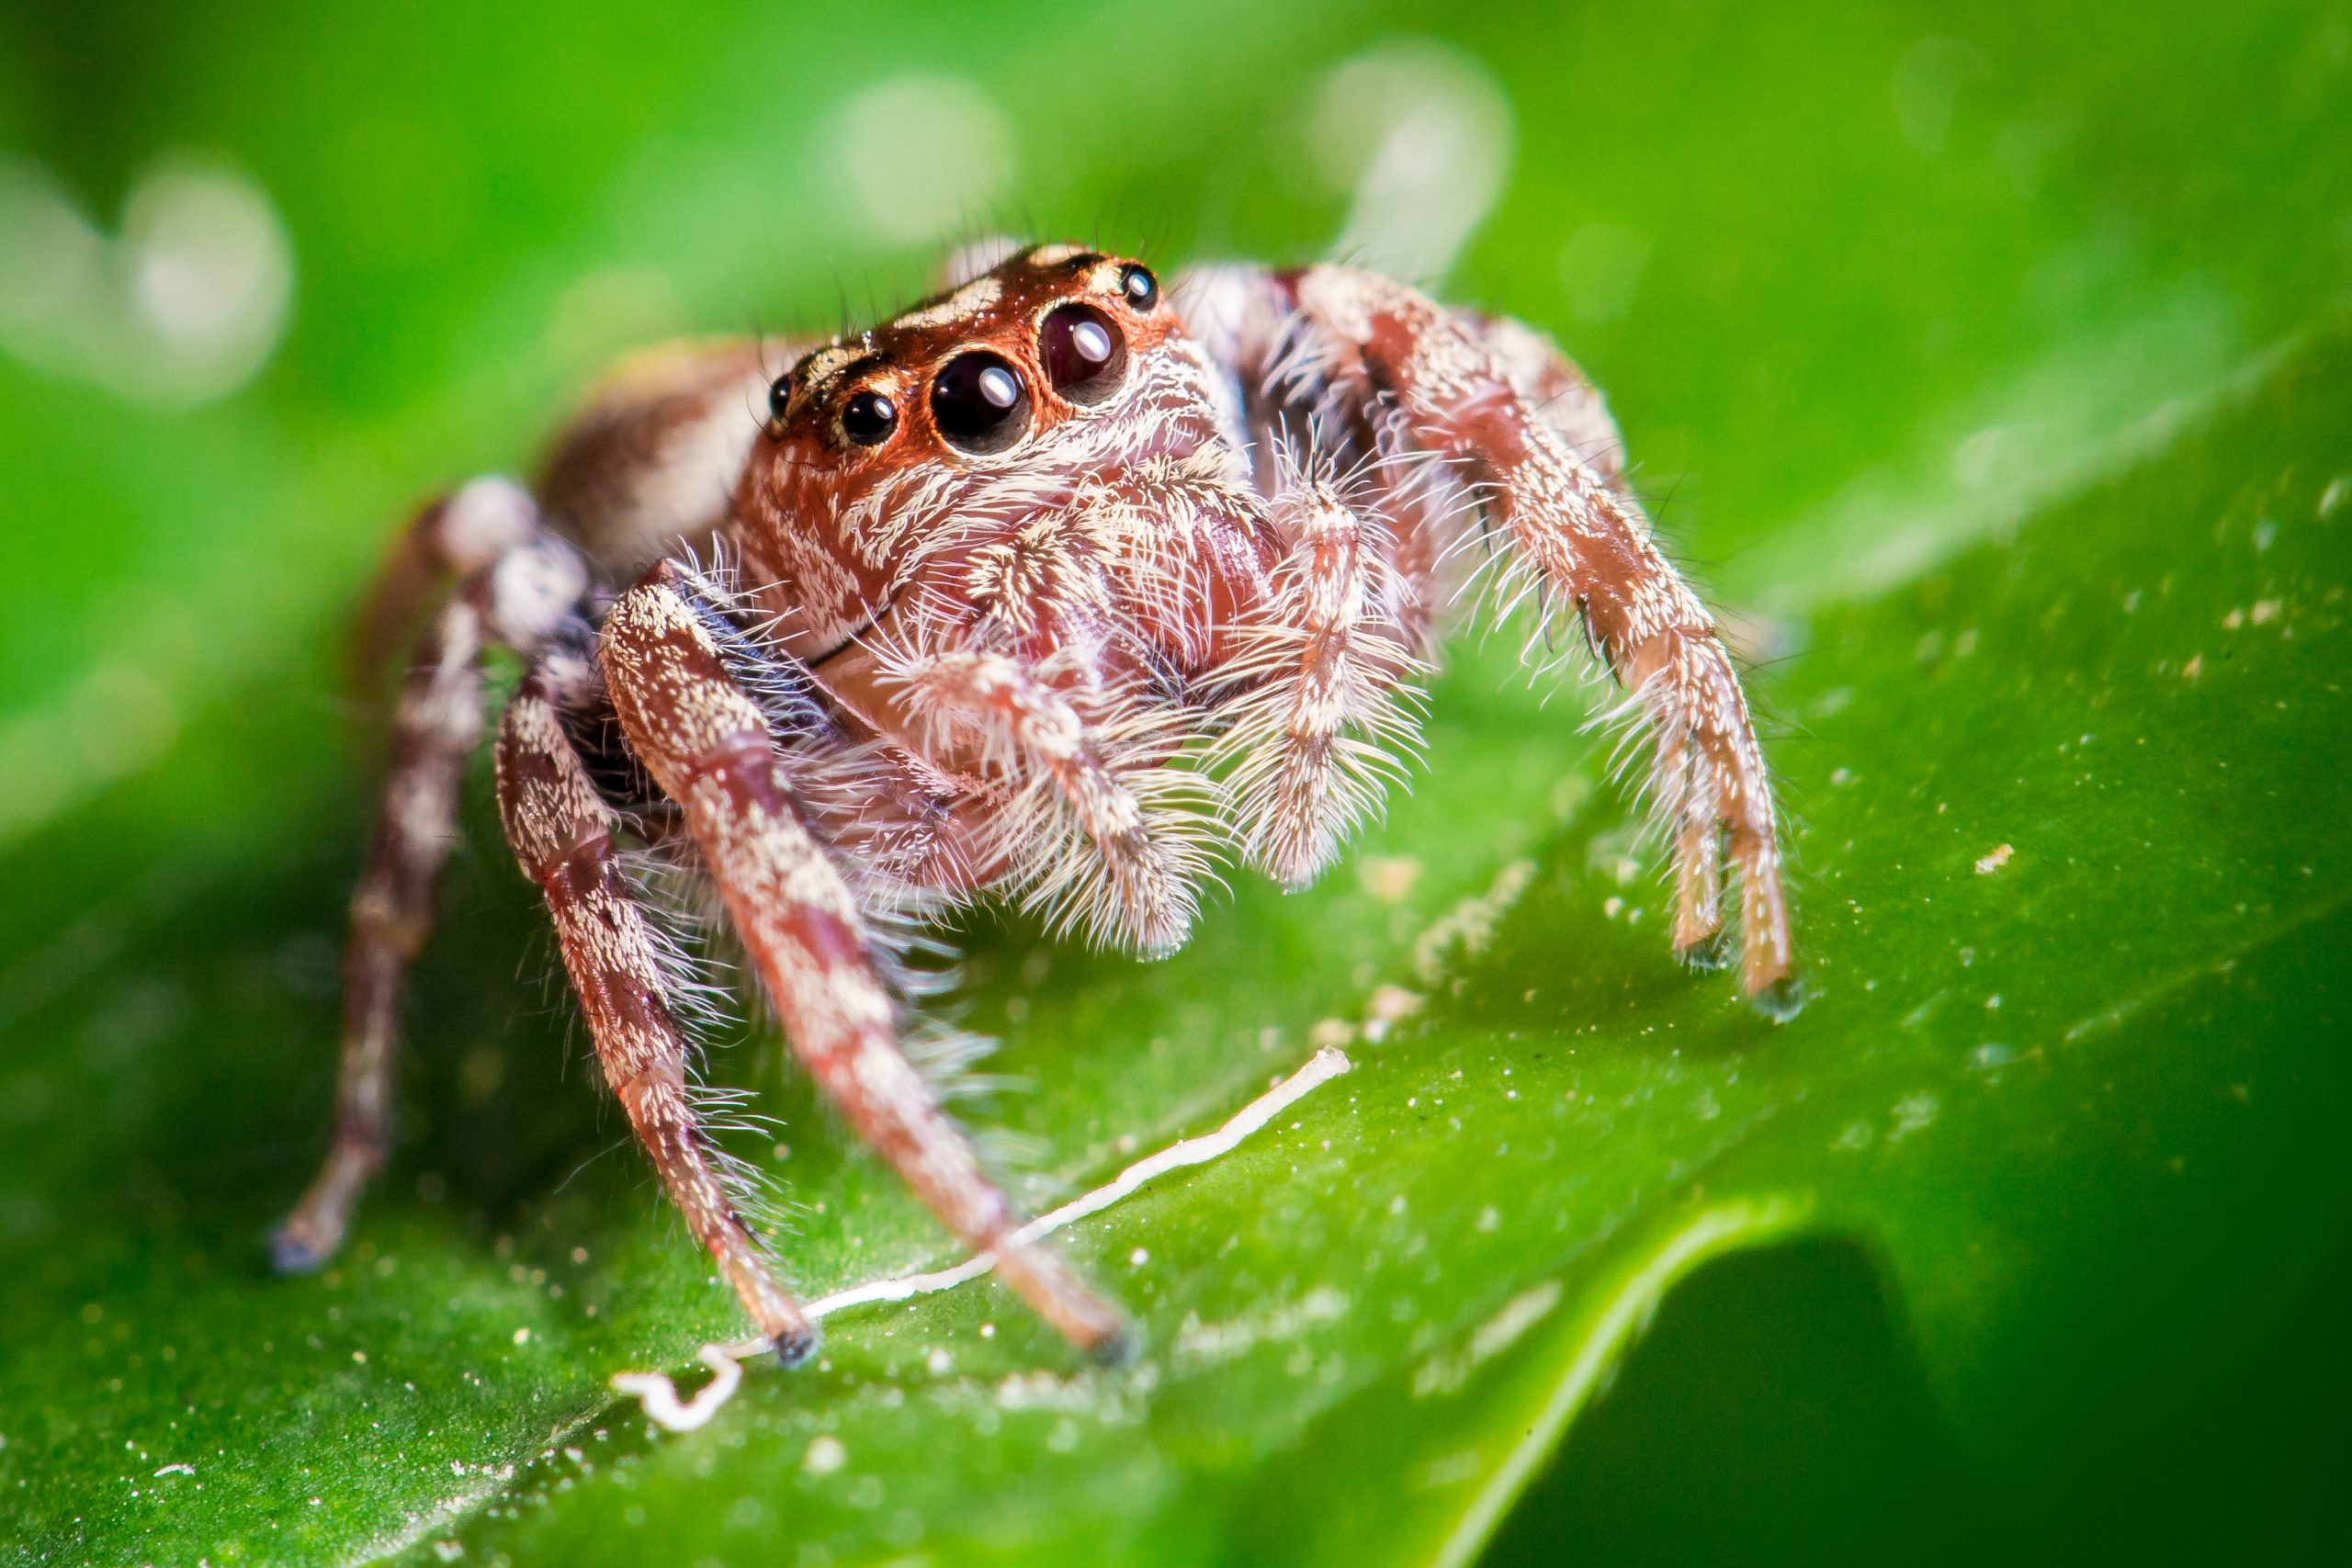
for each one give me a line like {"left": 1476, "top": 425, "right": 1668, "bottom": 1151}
{"left": 272, "top": 481, "right": 594, "bottom": 1272}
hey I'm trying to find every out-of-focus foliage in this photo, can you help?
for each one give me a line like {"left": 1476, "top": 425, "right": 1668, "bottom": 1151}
{"left": 0, "top": 2, "right": 2346, "bottom": 1563}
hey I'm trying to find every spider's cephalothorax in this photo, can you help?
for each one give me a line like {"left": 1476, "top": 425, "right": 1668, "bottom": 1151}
{"left": 273, "top": 242, "right": 1794, "bottom": 1364}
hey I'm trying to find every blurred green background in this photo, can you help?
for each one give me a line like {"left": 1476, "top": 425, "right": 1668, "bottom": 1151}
{"left": 1, "top": 2, "right": 2348, "bottom": 1563}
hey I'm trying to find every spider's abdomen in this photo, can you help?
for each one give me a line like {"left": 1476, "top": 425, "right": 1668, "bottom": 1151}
{"left": 536, "top": 340, "right": 776, "bottom": 581}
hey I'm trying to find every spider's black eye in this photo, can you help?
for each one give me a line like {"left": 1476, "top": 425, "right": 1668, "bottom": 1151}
{"left": 929, "top": 351, "right": 1031, "bottom": 454}
{"left": 767, "top": 373, "right": 794, "bottom": 423}
{"left": 1039, "top": 302, "right": 1128, "bottom": 405}
{"left": 841, "top": 388, "right": 898, "bottom": 446}
{"left": 1120, "top": 264, "right": 1159, "bottom": 312}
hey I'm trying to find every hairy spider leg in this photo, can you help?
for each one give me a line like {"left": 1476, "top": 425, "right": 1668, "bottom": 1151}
{"left": 495, "top": 661, "right": 819, "bottom": 1363}
{"left": 1285, "top": 265, "right": 1792, "bottom": 999}
{"left": 1178, "top": 262, "right": 1792, "bottom": 999}
{"left": 893, "top": 647, "right": 1207, "bottom": 959}
{"left": 349, "top": 477, "right": 543, "bottom": 695}
{"left": 1204, "top": 459, "right": 1424, "bottom": 890}
{"left": 274, "top": 479, "right": 588, "bottom": 1270}
{"left": 601, "top": 563, "right": 1128, "bottom": 1359}
{"left": 817, "top": 458, "right": 1263, "bottom": 957}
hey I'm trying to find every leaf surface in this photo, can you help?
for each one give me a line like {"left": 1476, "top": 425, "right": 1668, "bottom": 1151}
{"left": 0, "top": 3, "right": 2347, "bottom": 1563}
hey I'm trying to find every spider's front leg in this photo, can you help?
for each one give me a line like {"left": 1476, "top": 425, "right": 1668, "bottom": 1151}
{"left": 495, "top": 659, "right": 818, "bottom": 1362}
{"left": 892, "top": 647, "right": 1212, "bottom": 957}
{"left": 602, "top": 563, "right": 1128, "bottom": 1359}
{"left": 1204, "top": 265, "right": 1795, "bottom": 1001}
{"left": 275, "top": 479, "right": 590, "bottom": 1269}
{"left": 1207, "top": 462, "right": 1423, "bottom": 890}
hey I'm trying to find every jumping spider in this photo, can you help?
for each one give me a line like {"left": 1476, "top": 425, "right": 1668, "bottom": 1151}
{"left": 273, "top": 241, "right": 1794, "bottom": 1364}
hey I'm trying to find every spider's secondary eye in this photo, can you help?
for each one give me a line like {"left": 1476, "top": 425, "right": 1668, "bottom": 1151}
{"left": 1039, "top": 303, "right": 1128, "bottom": 405}
{"left": 1120, "top": 264, "right": 1159, "bottom": 312}
{"left": 767, "top": 374, "right": 794, "bottom": 423}
{"left": 929, "top": 352, "right": 1031, "bottom": 454}
{"left": 841, "top": 389, "right": 898, "bottom": 446}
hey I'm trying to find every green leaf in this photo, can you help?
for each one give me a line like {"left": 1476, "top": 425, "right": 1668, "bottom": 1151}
{"left": 2, "top": 4, "right": 2348, "bottom": 1565}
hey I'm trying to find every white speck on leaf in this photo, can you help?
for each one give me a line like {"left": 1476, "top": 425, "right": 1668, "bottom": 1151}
{"left": 1888, "top": 1093, "right": 1941, "bottom": 1141}
{"left": 1411, "top": 1280, "right": 1564, "bottom": 1396}
{"left": 1412, "top": 860, "right": 1535, "bottom": 985}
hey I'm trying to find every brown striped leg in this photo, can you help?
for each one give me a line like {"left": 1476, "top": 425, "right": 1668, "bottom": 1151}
{"left": 272, "top": 490, "right": 594, "bottom": 1271}
{"left": 1278, "top": 265, "right": 1794, "bottom": 1002}
{"left": 1211, "top": 467, "right": 1421, "bottom": 890}
{"left": 603, "top": 564, "right": 1127, "bottom": 1359}
{"left": 1457, "top": 309, "right": 1634, "bottom": 491}
{"left": 494, "top": 664, "right": 818, "bottom": 1363}
{"left": 353, "top": 477, "right": 542, "bottom": 691}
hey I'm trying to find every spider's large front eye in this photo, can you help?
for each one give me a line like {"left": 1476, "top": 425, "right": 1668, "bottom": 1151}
{"left": 767, "top": 373, "right": 794, "bottom": 424}
{"left": 929, "top": 351, "right": 1031, "bottom": 455}
{"left": 841, "top": 389, "right": 898, "bottom": 446}
{"left": 1039, "top": 302, "right": 1128, "bottom": 405}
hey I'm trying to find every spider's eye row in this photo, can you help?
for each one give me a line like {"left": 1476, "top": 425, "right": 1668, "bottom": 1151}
{"left": 1039, "top": 302, "right": 1129, "bottom": 405}
{"left": 841, "top": 388, "right": 899, "bottom": 446}
{"left": 1120, "top": 264, "right": 1159, "bottom": 313}
{"left": 930, "top": 351, "right": 1031, "bottom": 455}
{"left": 767, "top": 373, "right": 794, "bottom": 424}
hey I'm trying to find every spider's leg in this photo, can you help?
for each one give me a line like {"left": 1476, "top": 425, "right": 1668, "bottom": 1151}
{"left": 272, "top": 485, "right": 591, "bottom": 1269}
{"left": 891, "top": 647, "right": 1212, "bottom": 957}
{"left": 495, "top": 659, "right": 818, "bottom": 1363}
{"left": 602, "top": 563, "right": 1127, "bottom": 1359}
{"left": 352, "top": 477, "right": 543, "bottom": 693}
{"left": 1195, "top": 264, "right": 1793, "bottom": 999}
{"left": 1204, "top": 463, "right": 1423, "bottom": 889}
{"left": 1453, "top": 309, "right": 1633, "bottom": 492}
{"left": 875, "top": 474, "right": 1247, "bottom": 954}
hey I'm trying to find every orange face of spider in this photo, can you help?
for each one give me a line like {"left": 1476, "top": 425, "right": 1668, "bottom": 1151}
{"left": 734, "top": 244, "right": 1204, "bottom": 662}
